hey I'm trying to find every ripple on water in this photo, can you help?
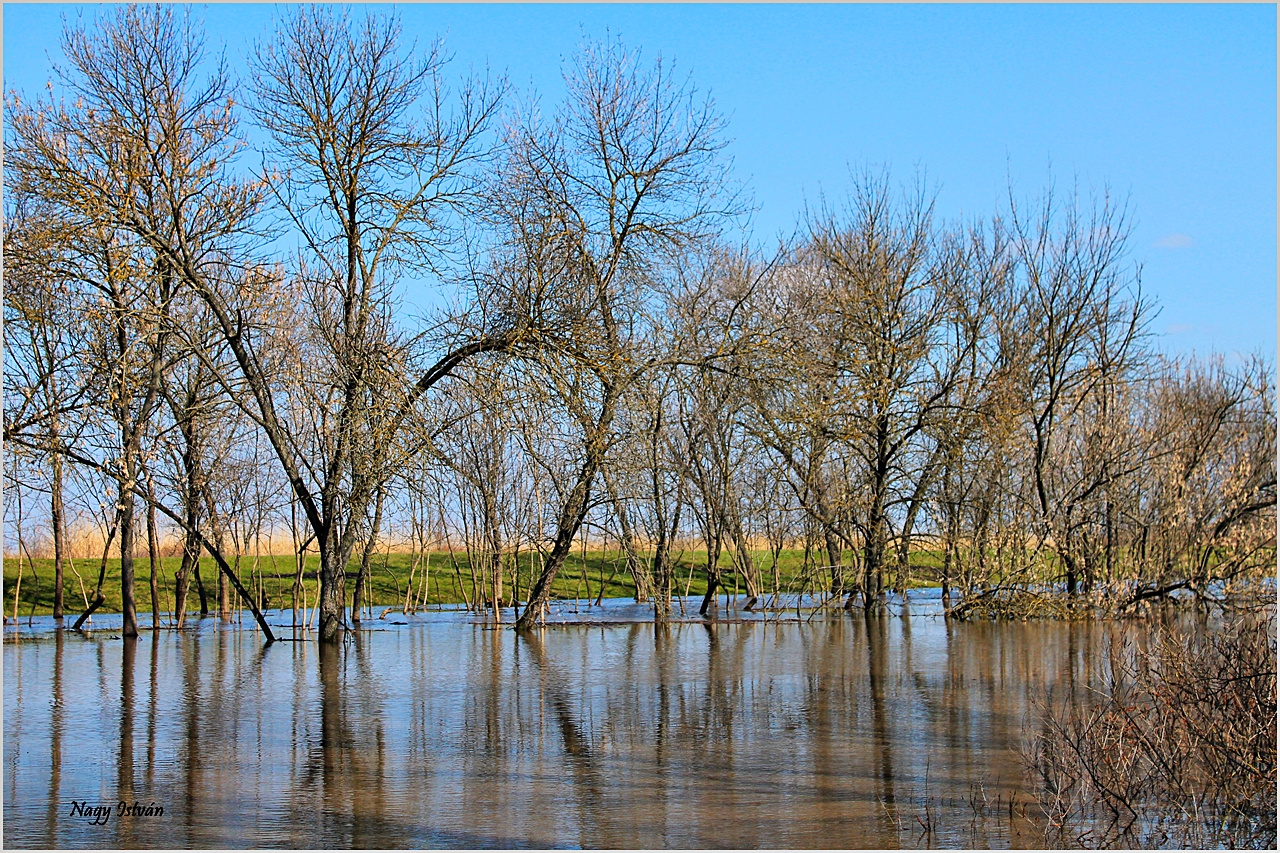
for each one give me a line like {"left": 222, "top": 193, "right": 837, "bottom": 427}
{"left": 5, "top": 597, "right": 1126, "bottom": 848}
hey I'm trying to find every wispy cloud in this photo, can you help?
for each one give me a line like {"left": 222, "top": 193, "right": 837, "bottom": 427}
{"left": 1153, "top": 233, "right": 1195, "bottom": 249}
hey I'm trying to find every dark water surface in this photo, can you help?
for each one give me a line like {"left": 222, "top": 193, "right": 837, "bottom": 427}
{"left": 5, "top": 593, "right": 1115, "bottom": 848}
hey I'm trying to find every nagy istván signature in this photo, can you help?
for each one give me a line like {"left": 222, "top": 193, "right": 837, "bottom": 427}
{"left": 69, "top": 800, "right": 164, "bottom": 825}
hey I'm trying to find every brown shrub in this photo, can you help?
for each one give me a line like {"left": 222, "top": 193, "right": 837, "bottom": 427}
{"left": 1026, "top": 612, "right": 1277, "bottom": 848}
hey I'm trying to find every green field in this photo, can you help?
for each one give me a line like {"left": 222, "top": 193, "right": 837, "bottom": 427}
{"left": 2, "top": 546, "right": 946, "bottom": 619}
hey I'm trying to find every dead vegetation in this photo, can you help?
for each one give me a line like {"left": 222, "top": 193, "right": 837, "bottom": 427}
{"left": 1025, "top": 610, "right": 1277, "bottom": 848}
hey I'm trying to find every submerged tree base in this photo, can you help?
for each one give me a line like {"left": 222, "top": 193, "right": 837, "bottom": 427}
{"left": 946, "top": 577, "right": 1276, "bottom": 623}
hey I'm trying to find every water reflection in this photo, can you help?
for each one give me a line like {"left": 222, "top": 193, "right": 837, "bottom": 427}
{"left": 116, "top": 636, "right": 136, "bottom": 848}
{"left": 44, "top": 628, "right": 64, "bottom": 848}
{"left": 5, "top": 602, "right": 1131, "bottom": 848}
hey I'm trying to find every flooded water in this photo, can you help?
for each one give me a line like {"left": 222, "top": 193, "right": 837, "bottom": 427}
{"left": 5, "top": 593, "right": 1119, "bottom": 848}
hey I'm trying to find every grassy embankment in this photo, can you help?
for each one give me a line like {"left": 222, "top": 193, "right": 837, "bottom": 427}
{"left": 2, "top": 547, "right": 946, "bottom": 618}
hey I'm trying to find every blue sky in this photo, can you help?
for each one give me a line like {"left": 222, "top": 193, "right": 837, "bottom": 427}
{"left": 4, "top": 3, "right": 1275, "bottom": 360}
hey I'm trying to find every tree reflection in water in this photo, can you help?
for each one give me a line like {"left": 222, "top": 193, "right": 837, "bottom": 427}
{"left": 6, "top": 603, "right": 1131, "bottom": 848}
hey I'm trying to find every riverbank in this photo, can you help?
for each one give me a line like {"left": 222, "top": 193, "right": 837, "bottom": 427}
{"left": 3, "top": 548, "right": 947, "bottom": 618}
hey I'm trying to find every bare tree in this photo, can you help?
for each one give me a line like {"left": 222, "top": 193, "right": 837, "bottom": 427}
{"left": 801, "top": 172, "right": 953, "bottom": 608}
{"left": 3, "top": 195, "right": 93, "bottom": 621}
{"left": 1006, "top": 184, "right": 1151, "bottom": 596}
{"left": 741, "top": 257, "right": 861, "bottom": 601}
{"left": 6, "top": 7, "right": 1269, "bottom": 638}
{"left": 1120, "top": 354, "right": 1277, "bottom": 608}
{"left": 500, "top": 38, "right": 734, "bottom": 630}
{"left": 6, "top": 6, "right": 263, "bottom": 636}
{"left": 201, "top": 7, "right": 520, "bottom": 641}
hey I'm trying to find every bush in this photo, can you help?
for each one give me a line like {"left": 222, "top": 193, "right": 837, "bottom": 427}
{"left": 1025, "top": 611, "right": 1277, "bottom": 848}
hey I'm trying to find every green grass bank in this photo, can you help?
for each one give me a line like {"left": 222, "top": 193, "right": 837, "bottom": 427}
{"left": 3, "top": 547, "right": 945, "bottom": 619}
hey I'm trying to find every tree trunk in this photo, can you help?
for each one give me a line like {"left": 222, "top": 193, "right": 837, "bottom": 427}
{"left": 515, "top": 381, "right": 617, "bottom": 631}
{"left": 699, "top": 530, "right": 723, "bottom": 616}
{"left": 51, "top": 452, "right": 66, "bottom": 621}
{"left": 652, "top": 527, "right": 676, "bottom": 619}
{"left": 652, "top": 485, "right": 682, "bottom": 620}
{"left": 824, "top": 527, "right": 843, "bottom": 595}
{"left": 217, "top": 545, "right": 231, "bottom": 619}
{"left": 516, "top": 465, "right": 596, "bottom": 631}
{"left": 485, "top": 497, "right": 503, "bottom": 618}
{"left": 1064, "top": 552, "right": 1079, "bottom": 597}
{"left": 174, "top": 523, "right": 197, "bottom": 628}
{"left": 863, "top": 495, "right": 887, "bottom": 612}
{"left": 734, "top": 543, "right": 759, "bottom": 602}
{"left": 649, "top": 437, "right": 681, "bottom": 618}
{"left": 318, "top": 530, "right": 348, "bottom": 643}
{"left": 1103, "top": 497, "right": 1116, "bottom": 587}
{"left": 489, "top": 550, "right": 503, "bottom": 618}
{"left": 146, "top": 482, "right": 162, "bottom": 629}
{"left": 193, "top": 555, "right": 208, "bottom": 616}
{"left": 621, "top": 524, "right": 649, "bottom": 603}
{"left": 119, "top": 475, "right": 139, "bottom": 638}
{"left": 173, "top": 383, "right": 202, "bottom": 628}
{"left": 604, "top": 473, "right": 650, "bottom": 603}
{"left": 351, "top": 489, "right": 386, "bottom": 624}
{"left": 863, "top": 422, "right": 891, "bottom": 611}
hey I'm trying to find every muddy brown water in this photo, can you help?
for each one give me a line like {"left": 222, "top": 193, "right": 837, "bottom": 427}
{"left": 4, "top": 592, "right": 1120, "bottom": 848}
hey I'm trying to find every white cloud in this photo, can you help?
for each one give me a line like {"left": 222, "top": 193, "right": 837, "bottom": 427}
{"left": 1153, "top": 233, "right": 1195, "bottom": 249}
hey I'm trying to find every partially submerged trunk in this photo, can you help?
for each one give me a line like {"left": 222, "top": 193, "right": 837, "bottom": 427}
{"left": 824, "top": 527, "right": 843, "bottom": 596}
{"left": 862, "top": 418, "right": 891, "bottom": 612}
{"left": 698, "top": 531, "right": 723, "bottom": 617}
{"left": 317, "top": 527, "right": 354, "bottom": 643}
{"left": 515, "top": 469, "right": 594, "bottom": 630}
{"left": 652, "top": 529, "right": 677, "bottom": 619}
{"left": 647, "top": 411, "right": 683, "bottom": 619}
{"left": 51, "top": 451, "right": 66, "bottom": 621}
{"left": 170, "top": 374, "right": 204, "bottom": 629}
{"left": 217, "top": 542, "right": 231, "bottom": 620}
{"left": 72, "top": 514, "right": 118, "bottom": 631}
{"left": 483, "top": 494, "right": 503, "bottom": 619}
{"left": 727, "top": 515, "right": 760, "bottom": 601}
{"left": 146, "top": 482, "right": 162, "bottom": 629}
{"left": 351, "top": 488, "right": 386, "bottom": 624}
{"left": 118, "top": 472, "right": 140, "bottom": 638}
{"left": 603, "top": 472, "right": 650, "bottom": 603}
{"left": 173, "top": 522, "right": 197, "bottom": 628}
{"left": 515, "top": 385, "right": 617, "bottom": 632}
{"left": 1063, "top": 551, "right": 1080, "bottom": 597}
